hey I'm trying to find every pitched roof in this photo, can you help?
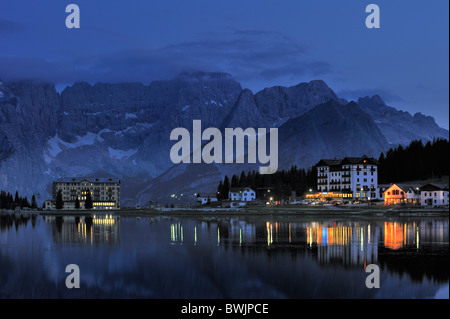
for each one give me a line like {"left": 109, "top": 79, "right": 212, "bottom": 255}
{"left": 197, "top": 192, "right": 217, "bottom": 198}
{"left": 340, "top": 155, "right": 379, "bottom": 165}
{"left": 315, "top": 155, "right": 378, "bottom": 167}
{"left": 315, "top": 159, "right": 341, "bottom": 167}
{"left": 398, "top": 184, "right": 422, "bottom": 194}
{"left": 54, "top": 177, "right": 120, "bottom": 183}
{"left": 385, "top": 183, "right": 422, "bottom": 193}
{"left": 229, "top": 187, "right": 254, "bottom": 193}
{"left": 420, "top": 183, "right": 448, "bottom": 191}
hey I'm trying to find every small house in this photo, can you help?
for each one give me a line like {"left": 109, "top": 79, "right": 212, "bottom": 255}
{"left": 420, "top": 184, "right": 449, "bottom": 206}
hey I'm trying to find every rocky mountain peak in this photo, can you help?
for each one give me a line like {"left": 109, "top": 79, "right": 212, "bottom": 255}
{"left": 175, "top": 71, "right": 235, "bottom": 82}
{"left": 358, "top": 95, "right": 386, "bottom": 107}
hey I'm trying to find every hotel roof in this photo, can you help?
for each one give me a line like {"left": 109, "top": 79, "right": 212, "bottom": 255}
{"left": 54, "top": 177, "right": 120, "bottom": 183}
{"left": 315, "top": 155, "right": 378, "bottom": 167}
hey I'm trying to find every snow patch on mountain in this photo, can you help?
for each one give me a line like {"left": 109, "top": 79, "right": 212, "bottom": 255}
{"left": 125, "top": 113, "right": 137, "bottom": 119}
{"left": 43, "top": 132, "right": 104, "bottom": 163}
{"left": 108, "top": 147, "right": 138, "bottom": 160}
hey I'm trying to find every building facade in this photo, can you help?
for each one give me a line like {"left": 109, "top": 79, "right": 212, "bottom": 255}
{"left": 314, "top": 155, "right": 379, "bottom": 201}
{"left": 420, "top": 184, "right": 449, "bottom": 206}
{"left": 229, "top": 187, "right": 256, "bottom": 202}
{"left": 196, "top": 193, "right": 218, "bottom": 205}
{"left": 45, "top": 177, "right": 121, "bottom": 210}
{"left": 384, "top": 184, "right": 408, "bottom": 205}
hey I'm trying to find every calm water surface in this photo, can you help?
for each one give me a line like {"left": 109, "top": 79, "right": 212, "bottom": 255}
{"left": 0, "top": 212, "right": 448, "bottom": 298}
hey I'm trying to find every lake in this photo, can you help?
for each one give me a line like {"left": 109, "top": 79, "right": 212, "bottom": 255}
{"left": 0, "top": 212, "right": 448, "bottom": 299}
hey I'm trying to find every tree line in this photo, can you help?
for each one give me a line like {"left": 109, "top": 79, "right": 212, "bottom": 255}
{"left": 216, "top": 166, "right": 317, "bottom": 200}
{"left": 378, "top": 138, "right": 449, "bottom": 183}
{"left": 0, "top": 190, "right": 38, "bottom": 210}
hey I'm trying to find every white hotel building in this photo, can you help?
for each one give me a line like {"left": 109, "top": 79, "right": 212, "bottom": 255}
{"left": 313, "top": 156, "right": 380, "bottom": 201}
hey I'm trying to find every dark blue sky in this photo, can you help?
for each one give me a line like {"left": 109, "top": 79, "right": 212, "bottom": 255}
{"left": 0, "top": 0, "right": 448, "bottom": 128}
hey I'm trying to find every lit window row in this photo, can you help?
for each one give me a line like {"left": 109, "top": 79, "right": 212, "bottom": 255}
{"left": 93, "top": 202, "right": 116, "bottom": 206}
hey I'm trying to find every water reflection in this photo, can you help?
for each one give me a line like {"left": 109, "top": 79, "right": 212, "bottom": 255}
{"left": 43, "top": 214, "right": 120, "bottom": 245}
{"left": 0, "top": 212, "right": 448, "bottom": 298}
{"left": 306, "top": 223, "right": 379, "bottom": 266}
{"left": 166, "top": 217, "right": 449, "bottom": 279}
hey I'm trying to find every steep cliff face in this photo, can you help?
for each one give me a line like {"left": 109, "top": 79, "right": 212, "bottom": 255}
{"left": 252, "top": 80, "right": 340, "bottom": 127}
{"left": 277, "top": 100, "right": 389, "bottom": 169}
{"left": 0, "top": 81, "right": 60, "bottom": 202}
{"left": 0, "top": 73, "right": 244, "bottom": 204}
{"left": 357, "top": 95, "right": 448, "bottom": 145}
{"left": 0, "top": 74, "right": 448, "bottom": 205}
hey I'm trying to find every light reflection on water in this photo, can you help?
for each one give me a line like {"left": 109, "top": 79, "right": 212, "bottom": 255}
{"left": 0, "top": 213, "right": 448, "bottom": 299}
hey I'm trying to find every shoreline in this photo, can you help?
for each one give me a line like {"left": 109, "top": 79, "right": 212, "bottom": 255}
{"left": 2, "top": 205, "right": 448, "bottom": 218}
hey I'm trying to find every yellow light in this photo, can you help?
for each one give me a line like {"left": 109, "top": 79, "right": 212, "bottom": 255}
{"left": 194, "top": 226, "right": 197, "bottom": 245}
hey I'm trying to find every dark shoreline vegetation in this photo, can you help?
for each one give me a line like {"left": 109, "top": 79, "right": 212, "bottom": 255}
{"left": 0, "top": 190, "right": 37, "bottom": 210}
{"left": 216, "top": 138, "right": 450, "bottom": 200}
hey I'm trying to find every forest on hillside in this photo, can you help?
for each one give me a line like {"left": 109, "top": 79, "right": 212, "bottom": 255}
{"left": 378, "top": 138, "right": 449, "bottom": 183}
{"left": 215, "top": 138, "right": 449, "bottom": 200}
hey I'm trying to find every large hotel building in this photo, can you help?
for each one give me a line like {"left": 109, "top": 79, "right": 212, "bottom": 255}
{"left": 44, "top": 177, "right": 121, "bottom": 210}
{"left": 308, "top": 155, "right": 381, "bottom": 201}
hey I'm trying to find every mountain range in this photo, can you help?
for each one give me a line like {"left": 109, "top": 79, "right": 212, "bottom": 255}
{"left": 0, "top": 72, "right": 448, "bottom": 206}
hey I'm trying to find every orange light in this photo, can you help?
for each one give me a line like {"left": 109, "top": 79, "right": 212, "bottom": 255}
{"left": 384, "top": 222, "right": 404, "bottom": 250}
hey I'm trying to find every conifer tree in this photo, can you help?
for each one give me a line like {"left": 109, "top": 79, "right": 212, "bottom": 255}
{"left": 85, "top": 191, "right": 93, "bottom": 209}
{"left": 55, "top": 190, "right": 64, "bottom": 210}
{"left": 31, "top": 194, "right": 37, "bottom": 209}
